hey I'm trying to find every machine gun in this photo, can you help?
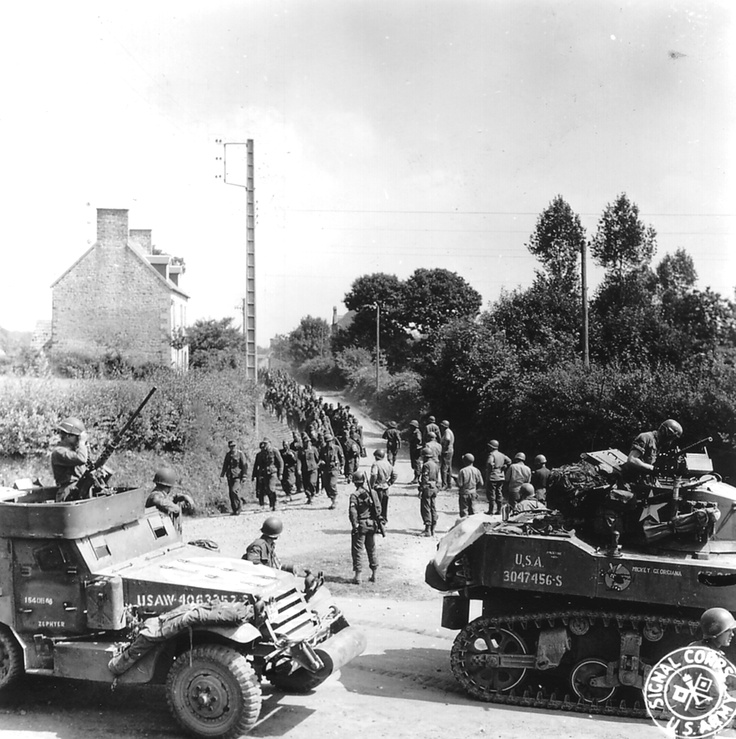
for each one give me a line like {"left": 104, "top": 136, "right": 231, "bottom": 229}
{"left": 654, "top": 436, "right": 714, "bottom": 478}
{"left": 73, "top": 387, "right": 157, "bottom": 499}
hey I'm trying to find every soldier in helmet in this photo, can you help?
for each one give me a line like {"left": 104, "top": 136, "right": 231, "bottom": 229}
{"left": 623, "top": 418, "right": 683, "bottom": 487}
{"left": 407, "top": 420, "right": 423, "bottom": 484}
{"left": 382, "top": 421, "right": 402, "bottom": 466}
{"left": 146, "top": 467, "right": 195, "bottom": 534}
{"left": 531, "top": 454, "right": 551, "bottom": 505}
{"left": 318, "top": 433, "right": 344, "bottom": 510}
{"left": 484, "top": 440, "right": 511, "bottom": 516}
{"left": 252, "top": 438, "right": 284, "bottom": 511}
{"left": 348, "top": 471, "right": 383, "bottom": 585}
{"left": 456, "top": 453, "right": 484, "bottom": 518}
{"left": 419, "top": 446, "right": 440, "bottom": 536}
{"left": 220, "top": 440, "right": 248, "bottom": 516}
{"left": 504, "top": 452, "right": 532, "bottom": 511}
{"left": 51, "top": 417, "right": 89, "bottom": 502}
{"left": 690, "top": 607, "right": 736, "bottom": 650}
{"left": 243, "top": 516, "right": 284, "bottom": 569}
{"left": 370, "top": 448, "right": 397, "bottom": 523}
{"left": 514, "top": 483, "right": 545, "bottom": 513}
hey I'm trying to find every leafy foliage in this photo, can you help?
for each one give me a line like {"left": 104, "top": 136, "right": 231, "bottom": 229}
{"left": 526, "top": 195, "right": 586, "bottom": 285}
{"left": 187, "top": 318, "right": 247, "bottom": 370}
{"left": 590, "top": 193, "right": 657, "bottom": 276}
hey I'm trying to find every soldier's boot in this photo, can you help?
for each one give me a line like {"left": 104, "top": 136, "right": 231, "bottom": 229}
{"left": 352, "top": 571, "right": 362, "bottom": 585}
{"left": 422, "top": 525, "right": 432, "bottom": 537}
{"left": 430, "top": 526, "right": 435, "bottom": 536}
{"left": 369, "top": 569, "right": 377, "bottom": 583}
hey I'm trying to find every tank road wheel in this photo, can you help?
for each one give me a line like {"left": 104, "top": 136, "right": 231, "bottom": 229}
{"left": 0, "top": 625, "right": 23, "bottom": 691}
{"left": 166, "top": 645, "right": 262, "bottom": 739}
{"left": 570, "top": 658, "right": 617, "bottom": 704}
{"left": 450, "top": 617, "right": 529, "bottom": 700}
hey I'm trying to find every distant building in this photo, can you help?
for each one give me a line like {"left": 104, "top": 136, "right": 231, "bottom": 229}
{"left": 49, "top": 208, "right": 189, "bottom": 370}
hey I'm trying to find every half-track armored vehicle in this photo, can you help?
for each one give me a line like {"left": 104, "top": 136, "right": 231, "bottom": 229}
{"left": 0, "top": 482, "right": 365, "bottom": 738}
{"left": 426, "top": 444, "right": 736, "bottom": 717}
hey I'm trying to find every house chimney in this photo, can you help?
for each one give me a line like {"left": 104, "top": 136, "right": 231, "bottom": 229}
{"left": 97, "top": 208, "right": 129, "bottom": 246}
{"left": 129, "top": 228, "right": 152, "bottom": 254}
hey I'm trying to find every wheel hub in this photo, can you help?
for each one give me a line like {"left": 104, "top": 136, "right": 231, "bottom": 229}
{"left": 187, "top": 674, "right": 229, "bottom": 719}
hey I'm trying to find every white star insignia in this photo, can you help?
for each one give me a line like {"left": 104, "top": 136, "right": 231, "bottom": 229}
{"left": 640, "top": 501, "right": 669, "bottom": 524}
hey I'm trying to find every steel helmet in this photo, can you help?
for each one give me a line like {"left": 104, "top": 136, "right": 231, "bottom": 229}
{"left": 700, "top": 607, "right": 736, "bottom": 638}
{"left": 153, "top": 467, "right": 177, "bottom": 488}
{"left": 488, "top": 439, "right": 499, "bottom": 449}
{"left": 409, "top": 420, "right": 419, "bottom": 428}
{"left": 514, "top": 452, "right": 526, "bottom": 462}
{"left": 428, "top": 416, "right": 436, "bottom": 423}
{"left": 519, "top": 483, "right": 536, "bottom": 498}
{"left": 462, "top": 453, "right": 474, "bottom": 464}
{"left": 659, "top": 419, "right": 683, "bottom": 440}
{"left": 57, "top": 417, "right": 85, "bottom": 435}
{"left": 534, "top": 454, "right": 547, "bottom": 466}
{"left": 352, "top": 471, "right": 366, "bottom": 484}
{"left": 373, "top": 448, "right": 385, "bottom": 459}
{"left": 261, "top": 517, "right": 283, "bottom": 537}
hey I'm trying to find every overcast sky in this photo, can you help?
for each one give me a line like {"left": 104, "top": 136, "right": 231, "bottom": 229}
{"left": 1, "top": 0, "right": 733, "bottom": 344}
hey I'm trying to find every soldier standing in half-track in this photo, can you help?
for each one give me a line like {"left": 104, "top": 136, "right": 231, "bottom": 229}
{"left": 243, "top": 516, "right": 284, "bottom": 569}
{"left": 51, "top": 417, "right": 89, "bottom": 502}
{"left": 623, "top": 418, "right": 683, "bottom": 488}
{"left": 146, "top": 467, "right": 195, "bottom": 534}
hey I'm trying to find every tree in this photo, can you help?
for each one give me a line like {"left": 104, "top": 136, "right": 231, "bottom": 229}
{"left": 525, "top": 195, "right": 586, "bottom": 286}
{"left": 286, "top": 316, "right": 331, "bottom": 365}
{"left": 590, "top": 193, "right": 657, "bottom": 277}
{"left": 656, "top": 249, "right": 697, "bottom": 297}
{"left": 334, "top": 273, "right": 410, "bottom": 370}
{"left": 187, "top": 318, "right": 246, "bottom": 370}
{"left": 402, "top": 268, "right": 482, "bottom": 335}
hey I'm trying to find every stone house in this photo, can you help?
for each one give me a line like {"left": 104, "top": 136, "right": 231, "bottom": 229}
{"left": 49, "top": 208, "right": 189, "bottom": 370}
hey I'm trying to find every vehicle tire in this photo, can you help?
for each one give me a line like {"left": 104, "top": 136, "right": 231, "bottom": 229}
{"left": 450, "top": 617, "right": 529, "bottom": 700}
{"left": 0, "top": 625, "right": 23, "bottom": 691}
{"left": 166, "top": 644, "right": 262, "bottom": 739}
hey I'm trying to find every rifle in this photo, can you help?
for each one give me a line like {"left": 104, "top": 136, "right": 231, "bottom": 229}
{"left": 74, "top": 387, "right": 158, "bottom": 499}
{"left": 365, "top": 477, "right": 386, "bottom": 537}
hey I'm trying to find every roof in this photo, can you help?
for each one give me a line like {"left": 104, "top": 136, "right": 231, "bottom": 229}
{"left": 51, "top": 242, "right": 189, "bottom": 299}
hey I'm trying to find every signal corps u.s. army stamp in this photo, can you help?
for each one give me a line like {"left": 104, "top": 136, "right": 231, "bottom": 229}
{"left": 644, "top": 646, "right": 736, "bottom": 738}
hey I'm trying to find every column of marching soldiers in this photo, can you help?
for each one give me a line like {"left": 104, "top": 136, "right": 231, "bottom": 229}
{"left": 230, "top": 369, "right": 551, "bottom": 531}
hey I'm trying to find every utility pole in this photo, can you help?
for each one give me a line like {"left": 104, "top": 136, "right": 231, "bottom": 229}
{"left": 581, "top": 240, "right": 590, "bottom": 369}
{"left": 371, "top": 302, "right": 380, "bottom": 394}
{"left": 217, "top": 137, "right": 258, "bottom": 436}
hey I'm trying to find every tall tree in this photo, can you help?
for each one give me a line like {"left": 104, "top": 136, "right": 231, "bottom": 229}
{"left": 526, "top": 195, "right": 585, "bottom": 286}
{"left": 402, "top": 268, "right": 482, "bottom": 335}
{"left": 656, "top": 248, "right": 697, "bottom": 297}
{"left": 286, "top": 316, "right": 331, "bottom": 365}
{"left": 590, "top": 193, "right": 657, "bottom": 277}
{"left": 335, "top": 273, "right": 409, "bottom": 370}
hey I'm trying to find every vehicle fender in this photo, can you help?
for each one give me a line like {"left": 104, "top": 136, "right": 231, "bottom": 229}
{"left": 201, "top": 621, "right": 262, "bottom": 644}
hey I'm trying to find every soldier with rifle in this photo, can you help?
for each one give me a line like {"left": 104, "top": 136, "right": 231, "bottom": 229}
{"left": 348, "top": 470, "right": 384, "bottom": 585}
{"left": 53, "top": 387, "right": 157, "bottom": 502}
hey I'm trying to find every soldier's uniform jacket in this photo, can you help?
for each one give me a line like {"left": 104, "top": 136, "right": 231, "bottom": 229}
{"left": 441, "top": 427, "right": 455, "bottom": 452}
{"left": 485, "top": 450, "right": 511, "bottom": 483}
{"left": 300, "top": 444, "right": 320, "bottom": 471}
{"left": 243, "top": 536, "right": 281, "bottom": 569}
{"left": 424, "top": 439, "right": 442, "bottom": 461}
{"left": 252, "top": 447, "right": 284, "bottom": 480}
{"left": 320, "top": 440, "right": 345, "bottom": 471}
{"left": 420, "top": 459, "right": 440, "bottom": 492}
{"left": 424, "top": 422, "right": 441, "bottom": 443}
{"left": 51, "top": 442, "right": 89, "bottom": 487}
{"left": 370, "top": 459, "right": 397, "bottom": 491}
{"left": 457, "top": 465, "right": 484, "bottom": 495}
{"left": 408, "top": 427, "right": 423, "bottom": 453}
{"left": 349, "top": 486, "right": 382, "bottom": 533}
{"left": 221, "top": 449, "right": 248, "bottom": 480}
{"left": 382, "top": 427, "right": 402, "bottom": 450}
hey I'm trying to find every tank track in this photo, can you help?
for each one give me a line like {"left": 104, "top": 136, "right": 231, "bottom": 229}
{"left": 451, "top": 608, "right": 700, "bottom": 719}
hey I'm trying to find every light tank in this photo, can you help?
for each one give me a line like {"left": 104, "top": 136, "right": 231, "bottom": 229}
{"left": 0, "top": 482, "right": 365, "bottom": 738}
{"left": 425, "top": 443, "right": 736, "bottom": 716}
